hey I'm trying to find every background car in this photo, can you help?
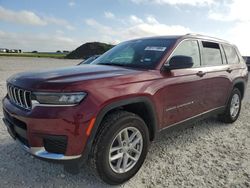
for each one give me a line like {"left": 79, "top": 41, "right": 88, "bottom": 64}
{"left": 243, "top": 56, "right": 250, "bottom": 70}
{"left": 77, "top": 55, "right": 100, "bottom": 65}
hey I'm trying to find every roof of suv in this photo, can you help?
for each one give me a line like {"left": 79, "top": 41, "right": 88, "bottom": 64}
{"left": 130, "top": 33, "right": 231, "bottom": 45}
{"left": 181, "top": 33, "right": 230, "bottom": 44}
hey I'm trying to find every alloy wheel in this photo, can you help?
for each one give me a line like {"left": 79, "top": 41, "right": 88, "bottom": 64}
{"left": 109, "top": 127, "right": 143, "bottom": 174}
{"left": 230, "top": 93, "right": 240, "bottom": 118}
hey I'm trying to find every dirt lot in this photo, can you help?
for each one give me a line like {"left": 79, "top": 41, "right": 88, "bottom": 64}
{"left": 0, "top": 57, "right": 249, "bottom": 188}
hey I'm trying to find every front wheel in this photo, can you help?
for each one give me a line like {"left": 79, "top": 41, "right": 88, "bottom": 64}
{"left": 219, "top": 88, "right": 242, "bottom": 123}
{"left": 91, "top": 110, "right": 150, "bottom": 185}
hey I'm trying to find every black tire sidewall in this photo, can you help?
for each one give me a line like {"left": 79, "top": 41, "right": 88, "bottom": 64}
{"left": 95, "top": 114, "right": 149, "bottom": 185}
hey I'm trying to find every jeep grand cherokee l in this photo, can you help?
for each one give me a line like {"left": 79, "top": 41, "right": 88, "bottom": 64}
{"left": 2, "top": 34, "right": 248, "bottom": 185}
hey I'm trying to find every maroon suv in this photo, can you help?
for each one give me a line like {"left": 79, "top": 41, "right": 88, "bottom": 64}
{"left": 2, "top": 34, "right": 248, "bottom": 185}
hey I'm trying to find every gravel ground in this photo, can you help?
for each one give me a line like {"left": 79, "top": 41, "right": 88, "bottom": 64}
{"left": 0, "top": 56, "right": 249, "bottom": 188}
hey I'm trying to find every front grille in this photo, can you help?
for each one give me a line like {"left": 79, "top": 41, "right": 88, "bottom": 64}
{"left": 43, "top": 136, "right": 68, "bottom": 154}
{"left": 7, "top": 84, "right": 32, "bottom": 110}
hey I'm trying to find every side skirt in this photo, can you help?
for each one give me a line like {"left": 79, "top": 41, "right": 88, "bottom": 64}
{"left": 159, "top": 106, "right": 226, "bottom": 133}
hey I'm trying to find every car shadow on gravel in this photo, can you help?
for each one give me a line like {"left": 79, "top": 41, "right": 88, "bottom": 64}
{"left": 154, "top": 116, "right": 227, "bottom": 143}
{"left": 0, "top": 114, "right": 247, "bottom": 188}
{"left": 0, "top": 118, "right": 226, "bottom": 187}
{"left": 0, "top": 141, "right": 111, "bottom": 188}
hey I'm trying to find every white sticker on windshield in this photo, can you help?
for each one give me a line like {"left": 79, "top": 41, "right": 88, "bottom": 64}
{"left": 145, "top": 46, "right": 167, "bottom": 52}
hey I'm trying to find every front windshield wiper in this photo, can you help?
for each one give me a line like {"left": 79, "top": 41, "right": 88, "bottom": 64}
{"left": 97, "top": 62, "right": 144, "bottom": 70}
{"left": 98, "top": 62, "right": 128, "bottom": 67}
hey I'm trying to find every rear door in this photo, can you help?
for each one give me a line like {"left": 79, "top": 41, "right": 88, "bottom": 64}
{"left": 199, "top": 41, "right": 232, "bottom": 111}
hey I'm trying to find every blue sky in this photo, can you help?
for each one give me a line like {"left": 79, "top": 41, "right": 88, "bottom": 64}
{"left": 0, "top": 0, "right": 249, "bottom": 55}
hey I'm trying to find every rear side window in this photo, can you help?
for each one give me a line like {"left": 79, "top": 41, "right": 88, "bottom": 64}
{"left": 171, "top": 40, "right": 200, "bottom": 67}
{"left": 201, "top": 41, "right": 223, "bottom": 66}
{"left": 223, "top": 45, "right": 239, "bottom": 64}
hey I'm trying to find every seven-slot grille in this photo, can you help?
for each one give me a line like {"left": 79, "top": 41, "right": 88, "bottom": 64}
{"left": 7, "top": 84, "right": 32, "bottom": 110}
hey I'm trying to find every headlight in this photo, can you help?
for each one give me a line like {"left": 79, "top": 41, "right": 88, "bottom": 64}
{"left": 32, "top": 92, "right": 87, "bottom": 106}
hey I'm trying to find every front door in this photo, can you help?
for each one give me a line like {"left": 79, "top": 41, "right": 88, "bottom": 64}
{"left": 161, "top": 40, "right": 205, "bottom": 127}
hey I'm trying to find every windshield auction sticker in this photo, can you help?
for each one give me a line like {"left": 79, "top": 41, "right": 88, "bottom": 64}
{"left": 144, "top": 46, "right": 167, "bottom": 51}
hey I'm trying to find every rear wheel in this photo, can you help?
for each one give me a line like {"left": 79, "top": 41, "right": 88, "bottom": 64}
{"left": 219, "top": 88, "right": 242, "bottom": 123}
{"left": 91, "top": 110, "right": 149, "bottom": 185}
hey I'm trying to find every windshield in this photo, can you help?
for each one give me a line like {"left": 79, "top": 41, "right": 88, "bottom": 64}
{"left": 91, "top": 38, "right": 176, "bottom": 69}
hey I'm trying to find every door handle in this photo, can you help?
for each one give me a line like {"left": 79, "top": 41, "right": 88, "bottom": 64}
{"left": 196, "top": 71, "right": 206, "bottom": 77}
{"left": 226, "top": 68, "right": 233, "bottom": 73}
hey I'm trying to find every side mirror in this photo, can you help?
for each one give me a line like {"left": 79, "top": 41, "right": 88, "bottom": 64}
{"left": 164, "top": 55, "right": 194, "bottom": 70}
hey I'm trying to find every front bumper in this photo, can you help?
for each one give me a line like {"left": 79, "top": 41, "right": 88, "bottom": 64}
{"left": 2, "top": 117, "right": 81, "bottom": 160}
{"left": 2, "top": 96, "right": 93, "bottom": 161}
{"left": 23, "top": 146, "right": 81, "bottom": 160}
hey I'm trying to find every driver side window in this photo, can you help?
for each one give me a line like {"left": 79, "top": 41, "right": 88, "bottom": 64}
{"left": 171, "top": 40, "right": 201, "bottom": 67}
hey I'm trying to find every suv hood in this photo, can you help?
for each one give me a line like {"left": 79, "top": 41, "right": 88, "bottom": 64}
{"left": 7, "top": 65, "right": 141, "bottom": 90}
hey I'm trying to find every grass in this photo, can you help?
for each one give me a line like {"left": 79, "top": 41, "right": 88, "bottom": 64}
{"left": 0, "top": 52, "right": 67, "bottom": 59}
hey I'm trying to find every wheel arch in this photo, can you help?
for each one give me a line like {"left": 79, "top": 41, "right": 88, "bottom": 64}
{"left": 84, "top": 96, "right": 158, "bottom": 161}
{"left": 232, "top": 78, "right": 246, "bottom": 99}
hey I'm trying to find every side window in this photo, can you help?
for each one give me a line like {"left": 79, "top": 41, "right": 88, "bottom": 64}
{"left": 201, "top": 41, "right": 223, "bottom": 66}
{"left": 223, "top": 45, "right": 240, "bottom": 64}
{"left": 171, "top": 40, "right": 200, "bottom": 67}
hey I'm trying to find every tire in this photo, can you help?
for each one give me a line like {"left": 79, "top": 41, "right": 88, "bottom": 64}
{"left": 219, "top": 88, "right": 242, "bottom": 123}
{"left": 90, "top": 110, "right": 150, "bottom": 185}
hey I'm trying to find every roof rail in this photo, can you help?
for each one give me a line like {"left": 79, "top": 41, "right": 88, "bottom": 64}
{"left": 185, "top": 33, "right": 230, "bottom": 43}
{"left": 185, "top": 33, "right": 203, "bottom": 36}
